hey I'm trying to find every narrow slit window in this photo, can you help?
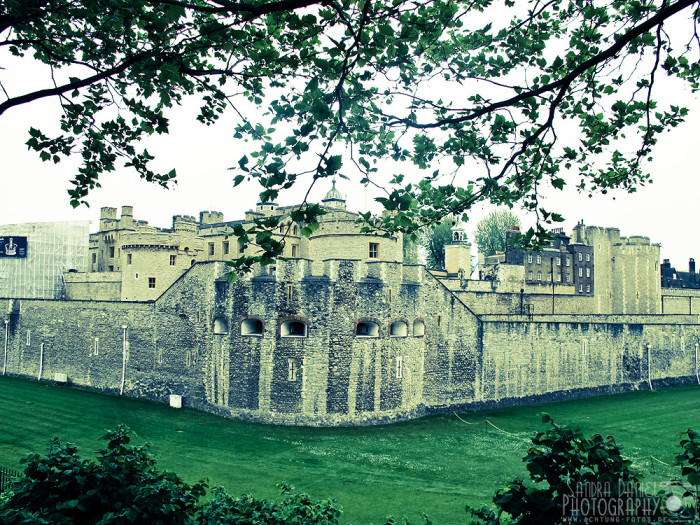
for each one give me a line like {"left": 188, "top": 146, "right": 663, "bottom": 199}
{"left": 288, "top": 359, "right": 298, "bottom": 381}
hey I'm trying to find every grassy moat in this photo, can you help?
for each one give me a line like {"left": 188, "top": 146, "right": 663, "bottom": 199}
{"left": 1, "top": 375, "right": 698, "bottom": 523}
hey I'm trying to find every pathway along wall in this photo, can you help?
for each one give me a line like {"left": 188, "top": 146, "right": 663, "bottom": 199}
{"left": 2, "top": 261, "right": 700, "bottom": 426}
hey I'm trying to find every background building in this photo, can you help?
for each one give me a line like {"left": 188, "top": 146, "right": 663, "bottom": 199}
{"left": 65, "top": 185, "right": 403, "bottom": 301}
{"left": 0, "top": 221, "right": 89, "bottom": 299}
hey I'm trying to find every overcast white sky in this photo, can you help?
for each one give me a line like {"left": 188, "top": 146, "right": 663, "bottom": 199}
{"left": 1, "top": 21, "right": 699, "bottom": 270}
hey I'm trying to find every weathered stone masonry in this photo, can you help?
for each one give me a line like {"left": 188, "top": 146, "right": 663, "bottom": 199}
{"left": 3, "top": 260, "right": 700, "bottom": 426}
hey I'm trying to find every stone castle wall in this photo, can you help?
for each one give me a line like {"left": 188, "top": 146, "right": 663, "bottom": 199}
{"left": 3, "top": 259, "right": 700, "bottom": 426}
{"left": 661, "top": 288, "right": 700, "bottom": 315}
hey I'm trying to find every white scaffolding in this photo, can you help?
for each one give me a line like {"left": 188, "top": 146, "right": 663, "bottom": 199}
{"left": 0, "top": 221, "right": 89, "bottom": 299}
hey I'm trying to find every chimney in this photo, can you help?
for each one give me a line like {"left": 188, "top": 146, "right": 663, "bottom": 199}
{"left": 690, "top": 258, "right": 695, "bottom": 274}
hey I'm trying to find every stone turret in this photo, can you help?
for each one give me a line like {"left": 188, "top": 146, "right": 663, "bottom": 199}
{"left": 99, "top": 207, "right": 117, "bottom": 230}
{"left": 445, "top": 223, "right": 471, "bottom": 277}
{"left": 200, "top": 211, "right": 224, "bottom": 225}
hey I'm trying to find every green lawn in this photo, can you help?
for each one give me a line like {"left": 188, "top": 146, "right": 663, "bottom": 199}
{"left": 1, "top": 375, "right": 699, "bottom": 524}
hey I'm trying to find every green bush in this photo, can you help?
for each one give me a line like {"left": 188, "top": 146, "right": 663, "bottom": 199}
{"left": 0, "top": 426, "right": 341, "bottom": 525}
{"left": 467, "top": 415, "right": 700, "bottom": 524}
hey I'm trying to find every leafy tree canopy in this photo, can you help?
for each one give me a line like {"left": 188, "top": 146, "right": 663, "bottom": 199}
{"left": 474, "top": 208, "right": 521, "bottom": 257}
{"left": 422, "top": 219, "right": 454, "bottom": 270}
{"left": 2, "top": 0, "right": 699, "bottom": 271}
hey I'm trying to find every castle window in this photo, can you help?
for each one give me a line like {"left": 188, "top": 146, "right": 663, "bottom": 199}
{"left": 281, "top": 321, "right": 307, "bottom": 338}
{"left": 26, "top": 330, "right": 30, "bottom": 346}
{"left": 387, "top": 288, "right": 392, "bottom": 303}
{"left": 396, "top": 356, "right": 403, "bottom": 379}
{"left": 566, "top": 258, "right": 570, "bottom": 267}
{"left": 269, "top": 266, "right": 276, "bottom": 277}
{"left": 241, "top": 318, "right": 263, "bottom": 336}
{"left": 655, "top": 262, "right": 659, "bottom": 271}
{"left": 527, "top": 271, "right": 533, "bottom": 280}
{"left": 356, "top": 321, "right": 379, "bottom": 337}
{"left": 288, "top": 359, "right": 298, "bottom": 381}
{"left": 579, "top": 284, "right": 583, "bottom": 292}
{"left": 566, "top": 274, "right": 571, "bottom": 283}
{"left": 135, "top": 273, "right": 139, "bottom": 279}
{"left": 127, "top": 253, "right": 132, "bottom": 265}
{"left": 537, "top": 255, "right": 541, "bottom": 264}
{"left": 587, "top": 284, "right": 591, "bottom": 293}
{"left": 437, "top": 315, "right": 442, "bottom": 327}
{"left": 108, "top": 265, "right": 114, "bottom": 272}
{"left": 578, "top": 253, "right": 583, "bottom": 262}
{"left": 547, "top": 272, "right": 552, "bottom": 282}
{"left": 293, "top": 225, "right": 299, "bottom": 235}
{"left": 93, "top": 337, "right": 99, "bottom": 356}
{"left": 369, "top": 242, "right": 379, "bottom": 259}
{"left": 149, "top": 277, "right": 156, "bottom": 288}
{"left": 291, "top": 244, "right": 298, "bottom": 257}
{"left": 557, "top": 257, "right": 561, "bottom": 266}
{"left": 109, "top": 247, "right": 115, "bottom": 258}
{"left": 92, "top": 253, "right": 96, "bottom": 264}
{"left": 556, "top": 274, "right": 561, "bottom": 282}
{"left": 537, "top": 272, "right": 542, "bottom": 281}
{"left": 582, "top": 340, "right": 587, "bottom": 355}
{"left": 223, "top": 241, "right": 229, "bottom": 255}
{"left": 528, "top": 254, "right": 533, "bottom": 263}
{"left": 286, "top": 284, "right": 293, "bottom": 301}
{"left": 208, "top": 243, "right": 215, "bottom": 256}
{"left": 390, "top": 321, "right": 408, "bottom": 337}
{"left": 170, "top": 254, "right": 176, "bottom": 266}
{"left": 213, "top": 317, "right": 229, "bottom": 335}
{"left": 578, "top": 268, "right": 583, "bottom": 277}
{"left": 586, "top": 253, "right": 591, "bottom": 262}
{"left": 280, "top": 225, "right": 285, "bottom": 234}
{"left": 413, "top": 320, "right": 425, "bottom": 337}
{"left": 586, "top": 267, "right": 590, "bottom": 277}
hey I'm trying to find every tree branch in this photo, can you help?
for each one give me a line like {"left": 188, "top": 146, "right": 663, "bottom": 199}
{"left": 388, "top": 0, "right": 699, "bottom": 129}
{"left": 142, "top": 0, "right": 330, "bottom": 16}
{"left": 0, "top": 52, "right": 150, "bottom": 117}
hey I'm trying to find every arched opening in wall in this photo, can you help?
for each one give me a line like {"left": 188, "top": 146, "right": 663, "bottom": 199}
{"left": 281, "top": 320, "right": 307, "bottom": 338}
{"left": 390, "top": 321, "right": 408, "bottom": 337}
{"left": 213, "top": 317, "right": 229, "bottom": 335}
{"left": 413, "top": 320, "right": 425, "bottom": 337}
{"left": 241, "top": 318, "right": 263, "bottom": 336}
{"left": 356, "top": 321, "right": 379, "bottom": 337}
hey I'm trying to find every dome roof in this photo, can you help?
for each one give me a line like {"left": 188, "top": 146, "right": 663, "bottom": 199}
{"left": 323, "top": 179, "right": 345, "bottom": 202}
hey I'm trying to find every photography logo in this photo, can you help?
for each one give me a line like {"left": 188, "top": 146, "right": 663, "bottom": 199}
{"left": 561, "top": 480, "right": 693, "bottom": 523}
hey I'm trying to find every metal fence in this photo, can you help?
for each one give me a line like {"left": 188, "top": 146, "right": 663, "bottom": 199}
{"left": 0, "top": 465, "right": 21, "bottom": 493}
